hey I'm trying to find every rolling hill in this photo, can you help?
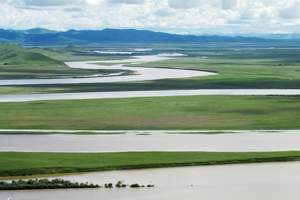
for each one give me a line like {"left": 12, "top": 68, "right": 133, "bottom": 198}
{"left": 0, "top": 44, "right": 62, "bottom": 66}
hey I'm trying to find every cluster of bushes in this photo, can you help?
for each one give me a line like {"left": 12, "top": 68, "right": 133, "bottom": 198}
{"left": 0, "top": 179, "right": 100, "bottom": 190}
{"left": 105, "top": 181, "right": 154, "bottom": 189}
{"left": 0, "top": 179, "right": 155, "bottom": 190}
{"left": 130, "top": 183, "right": 154, "bottom": 188}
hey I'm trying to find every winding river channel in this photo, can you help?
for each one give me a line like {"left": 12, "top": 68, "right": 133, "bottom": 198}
{"left": 0, "top": 54, "right": 216, "bottom": 86}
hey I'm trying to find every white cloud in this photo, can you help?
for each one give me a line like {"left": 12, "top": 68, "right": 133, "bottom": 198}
{"left": 280, "top": 2, "right": 300, "bottom": 19}
{"left": 1, "top": 0, "right": 300, "bottom": 34}
{"left": 222, "top": 0, "right": 238, "bottom": 10}
{"left": 168, "top": 0, "right": 201, "bottom": 9}
{"left": 85, "top": 0, "right": 105, "bottom": 6}
{"left": 23, "top": 0, "right": 83, "bottom": 6}
{"left": 108, "top": 0, "right": 146, "bottom": 4}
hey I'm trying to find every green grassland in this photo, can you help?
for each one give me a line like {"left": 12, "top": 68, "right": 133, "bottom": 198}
{"left": 1, "top": 96, "right": 300, "bottom": 130}
{"left": 1, "top": 151, "right": 300, "bottom": 177}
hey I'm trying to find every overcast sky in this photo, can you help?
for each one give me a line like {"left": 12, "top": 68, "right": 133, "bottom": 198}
{"left": 1, "top": 0, "right": 300, "bottom": 34}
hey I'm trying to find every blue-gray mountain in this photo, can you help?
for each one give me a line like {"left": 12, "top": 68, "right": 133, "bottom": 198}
{"left": 0, "top": 28, "right": 294, "bottom": 45}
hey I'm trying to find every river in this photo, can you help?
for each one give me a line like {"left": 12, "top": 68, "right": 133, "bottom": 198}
{"left": 0, "top": 55, "right": 216, "bottom": 86}
{"left": 1, "top": 130, "right": 300, "bottom": 152}
{"left": 1, "top": 162, "right": 300, "bottom": 200}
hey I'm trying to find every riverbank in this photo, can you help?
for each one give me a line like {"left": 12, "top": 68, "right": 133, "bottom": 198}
{"left": 1, "top": 152, "right": 300, "bottom": 178}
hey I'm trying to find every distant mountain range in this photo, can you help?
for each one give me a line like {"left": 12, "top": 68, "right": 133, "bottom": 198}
{"left": 0, "top": 28, "right": 298, "bottom": 45}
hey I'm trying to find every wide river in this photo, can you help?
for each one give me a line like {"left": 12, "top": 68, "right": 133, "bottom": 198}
{"left": 1, "top": 162, "right": 300, "bottom": 200}
{"left": 1, "top": 130, "right": 300, "bottom": 152}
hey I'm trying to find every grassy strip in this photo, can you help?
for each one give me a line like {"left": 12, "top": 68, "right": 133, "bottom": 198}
{"left": 1, "top": 152, "right": 300, "bottom": 177}
{"left": 1, "top": 96, "right": 300, "bottom": 130}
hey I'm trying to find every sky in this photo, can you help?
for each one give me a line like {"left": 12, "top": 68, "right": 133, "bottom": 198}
{"left": 1, "top": 0, "right": 300, "bottom": 35}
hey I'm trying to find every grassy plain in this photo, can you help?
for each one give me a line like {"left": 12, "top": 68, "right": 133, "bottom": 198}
{"left": 1, "top": 151, "right": 300, "bottom": 177}
{"left": 0, "top": 96, "right": 300, "bottom": 130}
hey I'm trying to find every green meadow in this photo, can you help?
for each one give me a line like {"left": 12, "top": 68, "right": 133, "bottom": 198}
{"left": 1, "top": 95, "right": 300, "bottom": 130}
